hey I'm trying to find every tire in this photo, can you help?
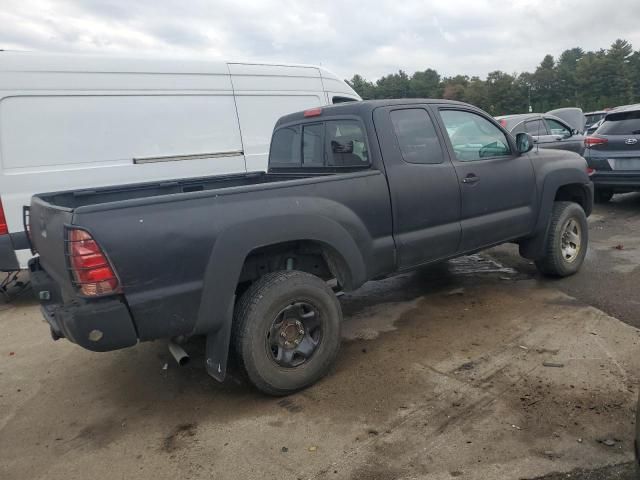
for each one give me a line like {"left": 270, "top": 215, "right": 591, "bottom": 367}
{"left": 535, "top": 201, "right": 588, "bottom": 277}
{"left": 233, "top": 270, "right": 342, "bottom": 396}
{"left": 594, "top": 188, "right": 614, "bottom": 203}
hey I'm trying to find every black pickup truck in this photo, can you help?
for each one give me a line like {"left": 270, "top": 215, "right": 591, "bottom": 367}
{"left": 28, "top": 99, "right": 593, "bottom": 395}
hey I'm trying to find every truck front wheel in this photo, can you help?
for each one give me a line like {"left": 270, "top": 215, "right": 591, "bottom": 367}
{"left": 535, "top": 201, "right": 588, "bottom": 277}
{"left": 233, "top": 270, "right": 342, "bottom": 396}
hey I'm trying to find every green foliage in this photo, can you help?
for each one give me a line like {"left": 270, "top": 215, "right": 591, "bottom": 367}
{"left": 345, "top": 39, "right": 640, "bottom": 115}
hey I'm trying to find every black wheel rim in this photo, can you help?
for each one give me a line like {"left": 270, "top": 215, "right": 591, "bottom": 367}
{"left": 266, "top": 301, "right": 322, "bottom": 368}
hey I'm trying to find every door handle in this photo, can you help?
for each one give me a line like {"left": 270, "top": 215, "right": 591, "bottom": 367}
{"left": 462, "top": 174, "right": 479, "bottom": 184}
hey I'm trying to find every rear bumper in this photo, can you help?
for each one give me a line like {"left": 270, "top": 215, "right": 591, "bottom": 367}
{"left": 29, "top": 257, "right": 138, "bottom": 352}
{"left": 590, "top": 171, "right": 640, "bottom": 191}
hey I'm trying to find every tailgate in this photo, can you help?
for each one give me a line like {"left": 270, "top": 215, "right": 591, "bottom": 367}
{"left": 29, "top": 195, "right": 74, "bottom": 290}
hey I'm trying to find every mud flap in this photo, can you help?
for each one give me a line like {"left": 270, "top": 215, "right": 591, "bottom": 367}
{"left": 205, "top": 297, "right": 235, "bottom": 382}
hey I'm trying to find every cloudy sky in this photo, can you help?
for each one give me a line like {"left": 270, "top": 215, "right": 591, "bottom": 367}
{"left": 1, "top": 0, "right": 639, "bottom": 81}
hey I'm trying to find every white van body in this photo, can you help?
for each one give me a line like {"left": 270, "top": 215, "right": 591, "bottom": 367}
{"left": 0, "top": 52, "right": 360, "bottom": 269}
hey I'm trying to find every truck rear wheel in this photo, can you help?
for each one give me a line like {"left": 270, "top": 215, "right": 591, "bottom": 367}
{"left": 233, "top": 270, "right": 342, "bottom": 396}
{"left": 535, "top": 201, "right": 588, "bottom": 277}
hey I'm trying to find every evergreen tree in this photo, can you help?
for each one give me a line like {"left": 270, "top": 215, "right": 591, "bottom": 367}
{"left": 345, "top": 39, "right": 640, "bottom": 115}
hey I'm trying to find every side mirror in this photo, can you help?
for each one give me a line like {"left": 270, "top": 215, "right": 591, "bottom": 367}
{"left": 516, "top": 132, "right": 534, "bottom": 154}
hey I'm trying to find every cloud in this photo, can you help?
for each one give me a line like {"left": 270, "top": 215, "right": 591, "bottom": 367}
{"left": 1, "top": 0, "right": 639, "bottom": 81}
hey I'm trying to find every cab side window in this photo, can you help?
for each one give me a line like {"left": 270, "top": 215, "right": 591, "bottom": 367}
{"left": 440, "top": 109, "right": 511, "bottom": 162}
{"left": 390, "top": 109, "right": 444, "bottom": 164}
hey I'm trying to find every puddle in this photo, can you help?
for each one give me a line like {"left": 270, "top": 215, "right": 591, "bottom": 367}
{"left": 341, "top": 298, "right": 420, "bottom": 340}
{"left": 448, "top": 254, "right": 517, "bottom": 275}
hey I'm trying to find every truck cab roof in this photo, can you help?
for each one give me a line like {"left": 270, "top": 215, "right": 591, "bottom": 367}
{"left": 274, "top": 99, "right": 469, "bottom": 127}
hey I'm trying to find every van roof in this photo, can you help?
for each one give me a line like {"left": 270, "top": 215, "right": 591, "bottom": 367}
{"left": 0, "top": 51, "right": 344, "bottom": 81}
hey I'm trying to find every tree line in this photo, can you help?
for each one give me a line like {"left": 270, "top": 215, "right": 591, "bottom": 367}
{"left": 346, "top": 39, "right": 640, "bottom": 116}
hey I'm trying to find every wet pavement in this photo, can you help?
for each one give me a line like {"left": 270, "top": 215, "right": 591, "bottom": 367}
{"left": 1, "top": 194, "right": 639, "bottom": 480}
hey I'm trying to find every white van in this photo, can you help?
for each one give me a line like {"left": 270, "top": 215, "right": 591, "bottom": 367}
{"left": 0, "top": 52, "right": 361, "bottom": 269}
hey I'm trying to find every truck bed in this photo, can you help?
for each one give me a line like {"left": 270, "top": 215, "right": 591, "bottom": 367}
{"left": 36, "top": 171, "right": 318, "bottom": 210}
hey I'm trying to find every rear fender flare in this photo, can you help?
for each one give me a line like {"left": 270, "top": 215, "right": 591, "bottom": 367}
{"left": 195, "top": 214, "right": 367, "bottom": 381}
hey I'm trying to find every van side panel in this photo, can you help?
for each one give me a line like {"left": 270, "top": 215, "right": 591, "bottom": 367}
{"left": 0, "top": 55, "right": 243, "bottom": 268}
{"left": 0, "top": 95, "right": 243, "bottom": 169}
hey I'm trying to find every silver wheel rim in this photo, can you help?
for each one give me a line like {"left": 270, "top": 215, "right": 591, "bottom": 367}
{"left": 560, "top": 217, "right": 582, "bottom": 263}
{"left": 265, "top": 301, "right": 322, "bottom": 368}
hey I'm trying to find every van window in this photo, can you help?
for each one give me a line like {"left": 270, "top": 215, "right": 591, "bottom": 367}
{"left": 326, "top": 120, "right": 369, "bottom": 166}
{"left": 332, "top": 96, "right": 357, "bottom": 104}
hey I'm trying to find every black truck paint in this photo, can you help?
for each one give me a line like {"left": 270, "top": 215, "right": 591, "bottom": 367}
{"left": 28, "top": 99, "right": 593, "bottom": 394}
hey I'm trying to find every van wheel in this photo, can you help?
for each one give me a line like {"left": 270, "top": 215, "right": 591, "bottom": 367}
{"left": 535, "top": 201, "right": 588, "bottom": 277}
{"left": 594, "top": 188, "right": 613, "bottom": 203}
{"left": 233, "top": 271, "right": 342, "bottom": 396}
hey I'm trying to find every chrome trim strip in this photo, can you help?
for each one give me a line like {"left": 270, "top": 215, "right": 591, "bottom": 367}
{"left": 134, "top": 150, "right": 244, "bottom": 164}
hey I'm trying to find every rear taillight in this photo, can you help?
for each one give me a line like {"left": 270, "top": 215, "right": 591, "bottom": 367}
{"left": 586, "top": 167, "right": 595, "bottom": 176}
{"left": 67, "top": 228, "right": 119, "bottom": 296}
{"left": 0, "top": 199, "right": 8, "bottom": 235}
{"left": 499, "top": 119, "right": 507, "bottom": 128}
{"left": 585, "top": 136, "right": 608, "bottom": 148}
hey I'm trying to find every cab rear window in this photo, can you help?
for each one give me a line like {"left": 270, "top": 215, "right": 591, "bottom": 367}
{"left": 270, "top": 120, "right": 370, "bottom": 169}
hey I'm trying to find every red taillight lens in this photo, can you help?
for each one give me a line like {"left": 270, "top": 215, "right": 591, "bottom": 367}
{"left": 303, "top": 107, "right": 322, "bottom": 117}
{"left": 586, "top": 167, "right": 595, "bottom": 176}
{"left": 0, "top": 198, "right": 8, "bottom": 235}
{"left": 585, "top": 136, "right": 608, "bottom": 148}
{"left": 499, "top": 119, "right": 507, "bottom": 128}
{"left": 67, "top": 229, "right": 119, "bottom": 296}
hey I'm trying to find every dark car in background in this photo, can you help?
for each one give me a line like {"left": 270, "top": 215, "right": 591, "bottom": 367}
{"left": 584, "top": 104, "right": 640, "bottom": 202}
{"left": 496, "top": 111, "right": 585, "bottom": 156}
{"left": 584, "top": 110, "right": 608, "bottom": 134}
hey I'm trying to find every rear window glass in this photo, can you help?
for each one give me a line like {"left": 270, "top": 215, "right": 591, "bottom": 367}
{"left": 270, "top": 126, "right": 300, "bottom": 164}
{"left": 390, "top": 109, "right": 443, "bottom": 164}
{"left": 598, "top": 111, "right": 640, "bottom": 135}
{"left": 302, "top": 123, "right": 324, "bottom": 166}
{"left": 326, "top": 120, "right": 369, "bottom": 166}
{"left": 270, "top": 119, "right": 369, "bottom": 168}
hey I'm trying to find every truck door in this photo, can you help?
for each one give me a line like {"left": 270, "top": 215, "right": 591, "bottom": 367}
{"left": 435, "top": 106, "right": 537, "bottom": 252}
{"left": 373, "top": 106, "right": 461, "bottom": 269}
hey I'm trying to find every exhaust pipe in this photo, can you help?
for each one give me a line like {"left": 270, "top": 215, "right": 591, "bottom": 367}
{"left": 168, "top": 341, "right": 190, "bottom": 366}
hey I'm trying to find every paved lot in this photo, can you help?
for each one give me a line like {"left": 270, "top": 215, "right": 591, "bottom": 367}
{"left": 1, "top": 194, "right": 639, "bottom": 480}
